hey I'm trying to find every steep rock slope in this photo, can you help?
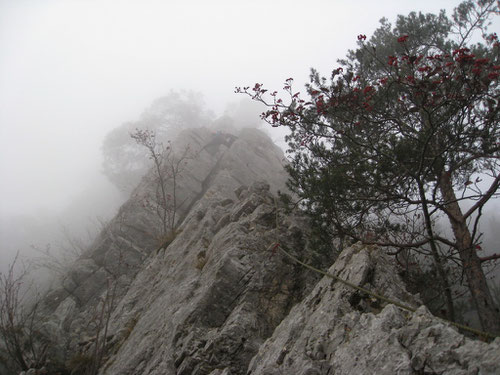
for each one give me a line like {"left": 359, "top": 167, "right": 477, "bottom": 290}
{"left": 40, "top": 126, "right": 289, "bottom": 313}
{"left": 45, "top": 127, "right": 290, "bottom": 311}
{"left": 34, "top": 127, "right": 325, "bottom": 374}
{"left": 100, "top": 181, "right": 321, "bottom": 374}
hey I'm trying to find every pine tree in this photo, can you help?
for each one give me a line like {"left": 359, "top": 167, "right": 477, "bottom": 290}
{"left": 238, "top": 0, "right": 500, "bottom": 334}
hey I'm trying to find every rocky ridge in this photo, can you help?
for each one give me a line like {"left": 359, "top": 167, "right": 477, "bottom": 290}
{"left": 8, "top": 127, "right": 499, "bottom": 375}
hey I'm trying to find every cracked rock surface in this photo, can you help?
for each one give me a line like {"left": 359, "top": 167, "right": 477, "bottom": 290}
{"left": 19, "top": 127, "right": 499, "bottom": 375}
{"left": 99, "top": 183, "right": 321, "bottom": 374}
{"left": 247, "top": 243, "right": 500, "bottom": 375}
{"left": 32, "top": 127, "right": 324, "bottom": 375}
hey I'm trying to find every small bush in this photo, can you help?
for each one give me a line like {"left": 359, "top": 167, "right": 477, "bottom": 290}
{"left": 156, "top": 229, "right": 182, "bottom": 253}
{"left": 195, "top": 251, "right": 207, "bottom": 270}
{"left": 66, "top": 353, "right": 93, "bottom": 375}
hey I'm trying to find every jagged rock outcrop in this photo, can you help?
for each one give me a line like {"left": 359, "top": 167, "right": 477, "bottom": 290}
{"left": 42, "top": 126, "right": 290, "bottom": 312}
{"left": 31, "top": 127, "right": 324, "bottom": 374}
{"left": 12, "top": 127, "right": 499, "bottom": 375}
{"left": 247, "top": 243, "right": 500, "bottom": 375}
{"left": 99, "top": 181, "right": 321, "bottom": 374}
{"left": 38, "top": 127, "right": 287, "bottom": 299}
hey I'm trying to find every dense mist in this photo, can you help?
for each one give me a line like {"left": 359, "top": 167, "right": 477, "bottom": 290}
{"left": 1, "top": 3, "right": 500, "bottom": 373}
{"left": 1, "top": 0, "right": 498, "bottom": 282}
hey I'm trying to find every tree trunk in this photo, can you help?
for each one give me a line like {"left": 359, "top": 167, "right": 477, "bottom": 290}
{"left": 417, "top": 180, "right": 455, "bottom": 322}
{"left": 439, "top": 171, "right": 500, "bottom": 334}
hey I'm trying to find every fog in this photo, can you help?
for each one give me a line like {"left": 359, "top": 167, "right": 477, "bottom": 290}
{"left": 0, "top": 0, "right": 495, "bottom": 274}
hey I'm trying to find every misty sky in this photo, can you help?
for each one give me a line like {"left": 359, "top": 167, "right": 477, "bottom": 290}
{"left": 0, "top": 0, "right": 480, "bottom": 218}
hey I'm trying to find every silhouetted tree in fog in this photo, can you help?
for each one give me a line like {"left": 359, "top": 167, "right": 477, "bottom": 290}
{"left": 102, "top": 90, "right": 213, "bottom": 193}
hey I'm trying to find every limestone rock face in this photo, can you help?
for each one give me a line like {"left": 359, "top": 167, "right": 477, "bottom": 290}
{"left": 100, "top": 182, "right": 319, "bottom": 375}
{"left": 247, "top": 243, "right": 500, "bottom": 375}
{"left": 39, "top": 126, "right": 290, "bottom": 316}
{"left": 32, "top": 126, "right": 318, "bottom": 374}
{"left": 18, "top": 127, "right": 499, "bottom": 375}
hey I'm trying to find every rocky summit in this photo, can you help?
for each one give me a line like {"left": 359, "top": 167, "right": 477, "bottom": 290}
{"left": 8, "top": 127, "right": 500, "bottom": 375}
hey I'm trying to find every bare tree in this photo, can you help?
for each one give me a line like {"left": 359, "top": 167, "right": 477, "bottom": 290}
{"left": 0, "top": 253, "right": 48, "bottom": 372}
{"left": 29, "top": 219, "right": 106, "bottom": 279}
{"left": 66, "top": 238, "right": 129, "bottom": 375}
{"left": 80, "top": 275, "right": 118, "bottom": 375}
{"left": 131, "top": 129, "right": 193, "bottom": 240}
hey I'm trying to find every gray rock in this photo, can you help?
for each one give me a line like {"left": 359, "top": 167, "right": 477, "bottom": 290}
{"left": 99, "top": 184, "right": 320, "bottom": 375}
{"left": 27, "top": 127, "right": 498, "bottom": 375}
{"left": 67, "top": 258, "right": 99, "bottom": 285}
{"left": 234, "top": 185, "right": 248, "bottom": 199}
{"left": 247, "top": 243, "right": 500, "bottom": 375}
{"left": 249, "top": 180, "right": 270, "bottom": 194}
{"left": 33, "top": 127, "right": 298, "bottom": 374}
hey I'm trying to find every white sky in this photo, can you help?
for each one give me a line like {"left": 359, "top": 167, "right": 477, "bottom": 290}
{"left": 0, "top": 0, "right": 474, "bottom": 217}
